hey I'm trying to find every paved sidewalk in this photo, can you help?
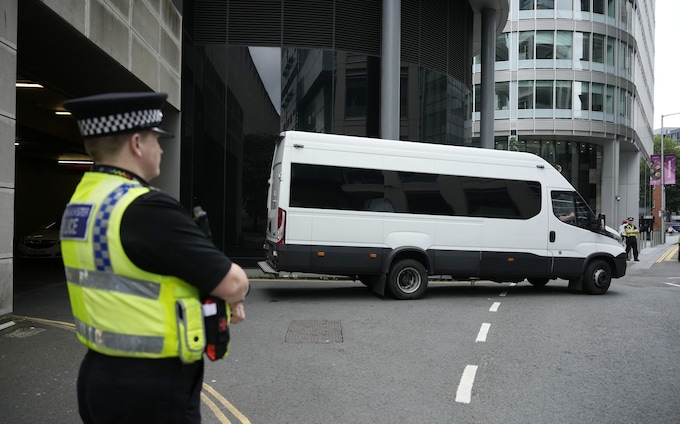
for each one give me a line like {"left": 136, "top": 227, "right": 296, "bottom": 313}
{"left": 626, "top": 233, "right": 679, "bottom": 271}
{"left": 2, "top": 235, "right": 677, "bottom": 423}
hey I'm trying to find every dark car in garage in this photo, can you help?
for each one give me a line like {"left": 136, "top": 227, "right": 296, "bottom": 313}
{"left": 16, "top": 221, "right": 61, "bottom": 259}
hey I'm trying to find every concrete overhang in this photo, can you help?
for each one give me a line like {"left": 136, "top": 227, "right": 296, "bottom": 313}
{"left": 468, "top": 0, "right": 510, "bottom": 56}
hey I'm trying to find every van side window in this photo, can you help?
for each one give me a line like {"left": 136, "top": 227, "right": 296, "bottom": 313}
{"left": 551, "top": 191, "right": 595, "bottom": 228}
{"left": 291, "top": 163, "right": 542, "bottom": 219}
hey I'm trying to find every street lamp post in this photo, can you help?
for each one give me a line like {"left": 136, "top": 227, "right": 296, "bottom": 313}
{"left": 659, "top": 112, "right": 680, "bottom": 244}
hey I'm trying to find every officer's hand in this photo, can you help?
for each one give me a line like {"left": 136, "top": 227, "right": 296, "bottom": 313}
{"left": 230, "top": 301, "right": 245, "bottom": 324}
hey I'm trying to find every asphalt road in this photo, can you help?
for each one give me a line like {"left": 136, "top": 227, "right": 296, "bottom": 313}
{"left": 208, "top": 272, "right": 680, "bottom": 424}
{"left": 5, "top": 248, "right": 680, "bottom": 424}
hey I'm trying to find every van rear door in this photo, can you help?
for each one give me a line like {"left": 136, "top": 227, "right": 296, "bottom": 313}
{"left": 265, "top": 136, "right": 285, "bottom": 244}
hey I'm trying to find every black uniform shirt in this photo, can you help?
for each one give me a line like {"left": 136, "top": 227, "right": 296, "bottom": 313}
{"left": 91, "top": 166, "right": 232, "bottom": 296}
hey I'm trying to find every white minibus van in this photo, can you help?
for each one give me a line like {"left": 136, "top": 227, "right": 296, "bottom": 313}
{"left": 258, "top": 131, "right": 627, "bottom": 300}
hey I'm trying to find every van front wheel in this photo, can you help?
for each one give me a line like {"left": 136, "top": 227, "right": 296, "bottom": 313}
{"left": 387, "top": 259, "right": 428, "bottom": 300}
{"left": 582, "top": 259, "right": 612, "bottom": 295}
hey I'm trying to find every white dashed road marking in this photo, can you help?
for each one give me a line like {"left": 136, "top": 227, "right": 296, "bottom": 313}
{"left": 456, "top": 365, "right": 479, "bottom": 404}
{"left": 476, "top": 323, "right": 491, "bottom": 342}
{"left": 489, "top": 302, "right": 500, "bottom": 312}
{"left": 664, "top": 282, "right": 680, "bottom": 288}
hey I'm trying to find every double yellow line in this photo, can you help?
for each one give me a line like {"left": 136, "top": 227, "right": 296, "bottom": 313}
{"left": 14, "top": 316, "right": 251, "bottom": 423}
{"left": 201, "top": 383, "right": 251, "bottom": 423}
{"left": 657, "top": 244, "right": 679, "bottom": 262}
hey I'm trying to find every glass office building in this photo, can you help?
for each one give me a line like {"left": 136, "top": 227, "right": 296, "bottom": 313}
{"left": 472, "top": 0, "right": 654, "bottom": 223}
{"left": 182, "top": 0, "right": 509, "bottom": 254}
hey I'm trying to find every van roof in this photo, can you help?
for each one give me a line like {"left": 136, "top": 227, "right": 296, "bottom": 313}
{"left": 281, "top": 130, "right": 550, "bottom": 168}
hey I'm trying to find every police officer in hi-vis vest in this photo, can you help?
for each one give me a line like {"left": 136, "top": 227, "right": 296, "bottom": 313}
{"left": 60, "top": 92, "right": 249, "bottom": 424}
{"left": 623, "top": 216, "right": 640, "bottom": 262}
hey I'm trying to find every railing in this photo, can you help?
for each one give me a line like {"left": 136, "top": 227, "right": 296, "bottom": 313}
{"left": 640, "top": 230, "right": 662, "bottom": 250}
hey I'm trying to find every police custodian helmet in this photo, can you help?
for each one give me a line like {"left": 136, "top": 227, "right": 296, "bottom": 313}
{"left": 63, "top": 92, "right": 171, "bottom": 138}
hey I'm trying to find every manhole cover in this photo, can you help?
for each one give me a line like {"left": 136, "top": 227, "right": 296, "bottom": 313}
{"left": 285, "top": 320, "right": 343, "bottom": 343}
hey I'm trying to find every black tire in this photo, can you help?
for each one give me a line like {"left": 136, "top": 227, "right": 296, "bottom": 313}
{"left": 527, "top": 278, "right": 549, "bottom": 287}
{"left": 582, "top": 259, "right": 612, "bottom": 295}
{"left": 387, "top": 259, "right": 428, "bottom": 300}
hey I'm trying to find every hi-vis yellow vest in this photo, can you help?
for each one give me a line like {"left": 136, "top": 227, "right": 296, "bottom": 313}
{"left": 60, "top": 172, "right": 205, "bottom": 363}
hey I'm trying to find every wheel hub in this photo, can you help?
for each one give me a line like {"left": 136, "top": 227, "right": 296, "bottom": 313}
{"left": 397, "top": 268, "right": 421, "bottom": 294}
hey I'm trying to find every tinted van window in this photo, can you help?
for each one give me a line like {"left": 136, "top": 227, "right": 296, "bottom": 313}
{"left": 291, "top": 163, "right": 541, "bottom": 219}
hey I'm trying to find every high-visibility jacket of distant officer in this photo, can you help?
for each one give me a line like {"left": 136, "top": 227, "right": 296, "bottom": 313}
{"left": 623, "top": 218, "right": 639, "bottom": 261}
{"left": 61, "top": 172, "right": 206, "bottom": 363}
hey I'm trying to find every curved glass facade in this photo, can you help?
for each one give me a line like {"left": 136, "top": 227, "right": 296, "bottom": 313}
{"left": 472, "top": 0, "right": 651, "bottom": 218}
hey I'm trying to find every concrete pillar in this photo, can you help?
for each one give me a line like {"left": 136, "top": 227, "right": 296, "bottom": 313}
{"left": 380, "top": 0, "right": 400, "bottom": 140}
{"left": 601, "top": 138, "right": 620, "bottom": 224}
{"left": 619, "top": 148, "right": 641, "bottom": 225}
{"left": 480, "top": 8, "right": 496, "bottom": 149}
{"left": 0, "top": 0, "right": 18, "bottom": 324}
{"left": 154, "top": 109, "right": 181, "bottom": 199}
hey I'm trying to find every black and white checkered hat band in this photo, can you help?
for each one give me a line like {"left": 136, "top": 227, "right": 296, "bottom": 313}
{"left": 77, "top": 109, "right": 163, "bottom": 137}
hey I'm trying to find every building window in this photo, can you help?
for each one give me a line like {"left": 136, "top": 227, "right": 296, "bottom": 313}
{"left": 605, "top": 85, "right": 614, "bottom": 115}
{"left": 556, "top": 0, "right": 572, "bottom": 10}
{"left": 520, "top": 0, "right": 535, "bottom": 11}
{"left": 592, "top": 34, "right": 605, "bottom": 63}
{"left": 607, "top": 0, "right": 616, "bottom": 18}
{"left": 575, "top": 32, "right": 590, "bottom": 61}
{"left": 495, "top": 81, "right": 510, "bottom": 110}
{"left": 591, "top": 83, "right": 604, "bottom": 112}
{"left": 606, "top": 37, "right": 615, "bottom": 66}
{"left": 618, "top": 41, "right": 627, "bottom": 71}
{"left": 400, "top": 74, "right": 408, "bottom": 118}
{"left": 618, "top": 88, "right": 626, "bottom": 119}
{"left": 496, "top": 33, "right": 509, "bottom": 62}
{"left": 593, "top": 0, "right": 604, "bottom": 14}
{"left": 535, "top": 80, "right": 554, "bottom": 109}
{"left": 345, "top": 74, "right": 367, "bottom": 118}
{"left": 580, "top": 0, "right": 590, "bottom": 12}
{"left": 474, "top": 84, "right": 481, "bottom": 113}
{"left": 556, "top": 81, "right": 572, "bottom": 109}
{"left": 556, "top": 31, "right": 573, "bottom": 60}
{"left": 536, "top": 0, "right": 554, "bottom": 9}
{"left": 519, "top": 31, "right": 535, "bottom": 60}
{"left": 518, "top": 81, "right": 534, "bottom": 109}
{"left": 536, "top": 31, "right": 554, "bottom": 59}
{"left": 575, "top": 81, "right": 589, "bottom": 110}
{"left": 620, "top": 0, "right": 628, "bottom": 23}
{"left": 627, "top": 45, "right": 633, "bottom": 75}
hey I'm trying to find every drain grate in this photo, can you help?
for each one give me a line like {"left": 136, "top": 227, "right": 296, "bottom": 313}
{"left": 285, "top": 320, "right": 343, "bottom": 343}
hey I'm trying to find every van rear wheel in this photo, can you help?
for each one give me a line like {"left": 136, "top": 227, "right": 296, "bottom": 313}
{"left": 582, "top": 259, "right": 612, "bottom": 295}
{"left": 387, "top": 259, "right": 428, "bottom": 300}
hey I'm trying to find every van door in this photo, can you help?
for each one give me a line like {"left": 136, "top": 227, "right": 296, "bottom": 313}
{"left": 548, "top": 190, "right": 597, "bottom": 277}
{"left": 265, "top": 137, "right": 285, "bottom": 245}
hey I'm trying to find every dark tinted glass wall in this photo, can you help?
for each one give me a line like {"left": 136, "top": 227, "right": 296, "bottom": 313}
{"left": 182, "top": 0, "right": 475, "bottom": 257}
{"left": 180, "top": 41, "right": 280, "bottom": 255}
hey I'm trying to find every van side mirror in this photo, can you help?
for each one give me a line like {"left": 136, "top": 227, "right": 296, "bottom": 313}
{"left": 594, "top": 213, "right": 606, "bottom": 232}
